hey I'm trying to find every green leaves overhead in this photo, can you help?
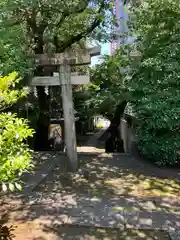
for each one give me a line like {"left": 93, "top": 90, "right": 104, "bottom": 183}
{"left": 87, "top": 51, "right": 129, "bottom": 119}
{"left": 1, "top": 0, "right": 112, "bottom": 54}
{"left": 0, "top": 0, "right": 113, "bottom": 75}
{"left": 0, "top": 23, "right": 33, "bottom": 75}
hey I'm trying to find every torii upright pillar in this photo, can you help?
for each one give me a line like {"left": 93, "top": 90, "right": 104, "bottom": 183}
{"left": 59, "top": 62, "right": 78, "bottom": 172}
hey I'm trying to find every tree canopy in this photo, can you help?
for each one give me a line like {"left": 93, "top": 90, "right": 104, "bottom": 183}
{"left": 89, "top": 0, "right": 180, "bottom": 165}
{"left": 0, "top": 0, "right": 112, "bottom": 55}
{"left": 127, "top": 0, "right": 180, "bottom": 165}
{"left": 0, "top": 0, "right": 114, "bottom": 150}
{"left": 87, "top": 45, "right": 131, "bottom": 121}
{"left": 0, "top": 0, "right": 113, "bottom": 78}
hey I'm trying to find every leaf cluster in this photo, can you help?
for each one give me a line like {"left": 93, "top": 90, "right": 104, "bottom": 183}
{"left": 128, "top": 0, "right": 180, "bottom": 165}
{"left": 0, "top": 73, "right": 34, "bottom": 192}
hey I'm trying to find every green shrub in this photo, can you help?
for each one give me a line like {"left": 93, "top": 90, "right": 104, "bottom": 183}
{"left": 128, "top": 0, "right": 180, "bottom": 165}
{"left": 137, "top": 124, "right": 180, "bottom": 166}
{"left": 0, "top": 72, "right": 34, "bottom": 191}
{"left": 96, "top": 124, "right": 104, "bottom": 129}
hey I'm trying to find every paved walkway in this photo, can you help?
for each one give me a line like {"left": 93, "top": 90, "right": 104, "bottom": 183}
{"left": 6, "top": 193, "right": 179, "bottom": 230}
{"left": 1, "top": 128, "right": 180, "bottom": 239}
{"left": 77, "top": 127, "right": 107, "bottom": 153}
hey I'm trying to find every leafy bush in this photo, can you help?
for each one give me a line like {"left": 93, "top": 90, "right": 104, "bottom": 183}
{"left": 89, "top": 53, "right": 129, "bottom": 120}
{"left": 0, "top": 72, "right": 34, "bottom": 191}
{"left": 128, "top": 0, "right": 180, "bottom": 165}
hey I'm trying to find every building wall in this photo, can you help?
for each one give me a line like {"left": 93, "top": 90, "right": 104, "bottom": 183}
{"left": 110, "top": 0, "right": 129, "bottom": 55}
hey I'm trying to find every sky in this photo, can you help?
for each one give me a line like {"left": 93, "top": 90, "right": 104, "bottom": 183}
{"left": 101, "top": 42, "right": 110, "bottom": 55}
{"left": 91, "top": 42, "right": 110, "bottom": 66}
{"left": 90, "top": 0, "right": 131, "bottom": 66}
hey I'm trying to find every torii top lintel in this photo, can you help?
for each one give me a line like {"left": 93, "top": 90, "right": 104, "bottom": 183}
{"left": 35, "top": 46, "right": 101, "bottom": 66}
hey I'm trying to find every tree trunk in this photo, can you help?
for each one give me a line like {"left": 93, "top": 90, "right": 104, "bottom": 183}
{"left": 108, "top": 101, "right": 127, "bottom": 138}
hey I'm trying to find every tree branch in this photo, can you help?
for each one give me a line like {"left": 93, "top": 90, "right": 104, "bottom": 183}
{"left": 56, "top": 0, "right": 90, "bottom": 29}
{"left": 32, "top": 1, "right": 90, "bottom": 52}
{"left": 54, "top": 0, "right": 105, "bottom": 52}
{"left": 55, "top": 19, "right": 100, "bottom": 51}
{"left": 26, "top": 8, "right": 37, "bottom": 34}
{"left": 37, "top": 21, "right": 48, "bottom": 35}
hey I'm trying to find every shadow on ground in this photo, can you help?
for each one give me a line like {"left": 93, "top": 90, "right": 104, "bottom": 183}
{"left": 35, "top": 153, "right": 180, "bottom": 199}
{"left": 11, "top": 224, "right": 170, "bottom": 240}
{"left": 0, "top": 153, "right": 179, "bottom": 239}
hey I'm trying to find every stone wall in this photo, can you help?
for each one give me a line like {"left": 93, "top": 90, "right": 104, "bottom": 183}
{"left": 119, "top": 115, "right": 138, "bottom": 154}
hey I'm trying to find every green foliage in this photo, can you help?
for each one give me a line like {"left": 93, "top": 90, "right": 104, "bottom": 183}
{"left": 0, "top": 72, "right": 28, "bottom": 110}
{"left": 0, "top": 113, "right": 34, "bottom": 185}
{"left": 73, "top": 89, "right": 91, "bottom": 117}
{"left": 0, "top": 0, "right": 113, "bottom": 130}
{"left": 0, "top": 0, "right": 113, "bottom": 81}
{"left": 95, "top": 123, "right": 104, "bottom": 129}
{"left": 0, "top": 21, "right": 34, "bottom": 76}
{"left": 127, "top": 0, "right": 180, "bottom": 165}
{"left": 0, "top": 0, "right": 112, "bottom": 55}
{"left": 0, "top": 73, "right": 34, "bottom": 192}
{"left": 87, "top": 52, "right": 129, "bottom": 119}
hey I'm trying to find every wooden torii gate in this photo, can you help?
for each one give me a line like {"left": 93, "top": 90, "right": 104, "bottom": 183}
{"left": 29, "top": 46, "right": 101, "bottom": 172}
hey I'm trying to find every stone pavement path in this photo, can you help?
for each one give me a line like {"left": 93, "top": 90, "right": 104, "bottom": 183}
{"left": 77, "top": 127, "right": 107, "bottom": 153}
{"left": 6, "top": 192, "right": 179, "bottom": 230}
{"left": 1, "top": 128, "right": 180, "bottom": 239}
